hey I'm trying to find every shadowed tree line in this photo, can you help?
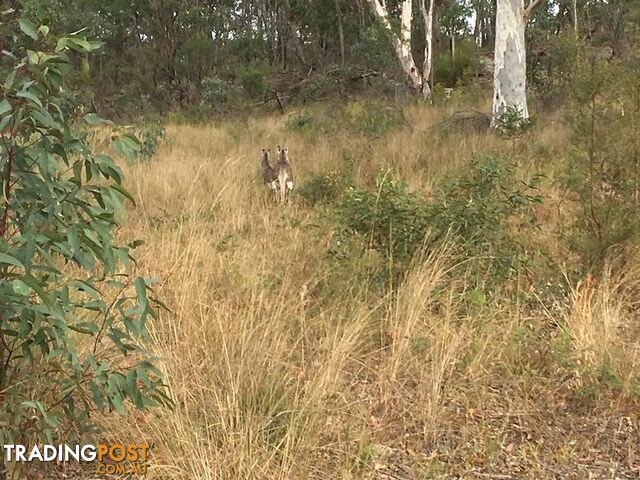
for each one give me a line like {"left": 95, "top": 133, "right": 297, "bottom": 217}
{"left": 10, "top": 0, "right": 639, "bottom": 117}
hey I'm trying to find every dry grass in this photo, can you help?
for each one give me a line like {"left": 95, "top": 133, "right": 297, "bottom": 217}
{"left": 98, "top": 102, "right": 639, "bottom": 479}
{"left": 561, "top": 257, "right": 640, "bottom": 395}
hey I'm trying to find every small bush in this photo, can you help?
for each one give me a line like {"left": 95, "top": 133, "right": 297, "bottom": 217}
{"left": 495, "top": 105, "right": 535, "bottom": 137}
{"left": 286, "top": 113, "right": 314, "bottom": 131}
{"left": 201, "top": 76, "right": 239, "bottom": 105}
{"left": 337, "top": 99, "right": 406, "bottom": 138}
{"left": 433, "top": 39, "right": 482, "bottom": 88}
{"left": 332, "top": 158, "right": 543, "bottom": 285}
{"left": 299, "top": 73, "right": 337, "bottom": 103}
{"left": 137, "top": 125, "right": 167, "bottom": 160}
{"left": 337, "top": 173, "right": 429, "bottom": 264}
{"left": 298, "top": 170, "right": 353, "bottom": 206}
{"left": 351, "top": 24, "right": 397, "bottom": 71}
{"left": 428, "top": 158, "right": 543, "bottom": 281}
{"left": 0, "top": 16, "right": 169, "bottom": 451}
{"left": 237, "top": 64, "right": 267, "bottom": 98}
{"left": 564, "top": 54, "right": 640, "bottom": 266}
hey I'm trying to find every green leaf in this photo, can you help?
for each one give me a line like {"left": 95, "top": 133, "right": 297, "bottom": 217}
{"left": 67, "top": 36, "right": 92, "bottom": 52}
{"left": 55, "top": 38, "right": 67, "bottom": 52}
{"left": 18, "top": 18, "right": 38, "bottom": 40}
{"left": 84, "top": 113, "right": 107, "bottom": 125}
{"left": 134, "top": 277, "right": 149, "bottom": 312}
{"left": 0, "top": 114, "right": 11, "bottom": 133}
{"left": 87, "top": 40, "right": 104, "bottom": 51}
{"left": 111, "top": 184, "right": 136, "bottom": 205}
{"left": 68, "top": 324, "right": 95, "bottom": 335}
{"left": 20, "top": 275, "right": 50, "bottom": 305}
{"left": 12, "top": 279, "right": 30, "bottom": 296}
{"left": 38, "top": 25, "right": 49, "bottom": 37}
{"left": 0, "top": 253, "right": 24, "bottom": 268}
{"left": 0, "top": 99, "right": 11, "bottom": 115}
{"left": 16, "top": 89, "right": 43, "bottom": 107}
{"left": 90, "top": 383, "right": 105, "bottom": 411}
{"left": 70, "top": 279, "right": 101, "bottom": 298}
{"left": 4, "top": 70, "right": 15, "bottom": 91}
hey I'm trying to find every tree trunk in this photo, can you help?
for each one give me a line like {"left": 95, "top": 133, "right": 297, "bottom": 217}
{"left": 277, "top": 5, "right": 288, "bottom": 71}
{"left": 283, "top": 0, "right": 307, "bottom": 66}
{"left": 492, "top": 0, "right": 529, "bottom": 124}
{"left": 367, "top": 0, "right": 423, "bottom": 92}
{"left": 420, "top": 0, "right": 434, "bottom": 101}
{"left": 572, "top": 0, "right": 578, "bottom": 33}
{"left": 335, "top": 0, "right": 346, "bottom": 66}
{"left": 356, "top": 0, "right": 366, "bottom": 26}
{"left": 451, "top": 34, "right": 456, "bottom": 58}
{"left": 474, "top": 0, "right": 484, "bottom": 47}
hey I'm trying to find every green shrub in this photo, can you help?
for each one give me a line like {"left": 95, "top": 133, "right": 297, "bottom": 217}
{"left": 201, "top": 76, "right": 239, "bottom": 105}
{"left": 299, "top": 73, "right": 336, "bottom": 103}
{"left": 336, "top": 173, "right": 429, "bottom": 264}
{"left": 528, "top": 29, "right": 580, "bottom": 93}
{"left": 428, "top": 158, "right": 543, "bottom": 281}
{"left": 494, "top": 105, "right": 535, "bottom": 137}
{"left": 237, "top": 64, "right": 267, "bottom": 98}
{"left": 298, "top": 170, "right": 352, "bottom": 206}
{"left": 0, "top": 15, "right": 169, "bottom": 450}
{"left": 285, "top": 99, "right": 406, "bottom": 138}
{"left": 433, "top": 39, "right": 482, "bottom": 88}
{"left": 286, "top": 113, "right": 314, "bottom": 131}
{"left": 333, "top": 158, "right": 543, "bottom": 284}
{"left": 351, "top": 24, "right": 397, "bottom": 71}
{"left": 137, "top": 125, "right": 167, "bottom": 160}
{"left": 337, "top": 99, "right": 406, "bottom": 138}
{"left": 564, "top": 54, "right": 640, "bottom": 266}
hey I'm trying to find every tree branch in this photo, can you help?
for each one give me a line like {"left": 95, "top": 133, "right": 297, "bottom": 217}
{"left": 523, "top": 0, "right": 546, "bottom": 19}
{"left": 0, "top": 144, "right": 14, "bottom": 238}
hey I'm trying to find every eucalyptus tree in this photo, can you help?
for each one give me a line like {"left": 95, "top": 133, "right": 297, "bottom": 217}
{"left": 439, "top": 0, "right": 472, "bottom": 57}
{"left": 492, "top": 0, "right": 547, "bottom": 123}
{"left": 0, "top": 9, "right": 169, "bottom": 461}
{"left": 366, "top": 0, "right": 436, "bottom": 100}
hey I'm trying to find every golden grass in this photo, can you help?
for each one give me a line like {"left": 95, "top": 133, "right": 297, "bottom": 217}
{"left": 561, "top": 256, "right": 640, "bottom": 394}
{"left": 99, "top": 102, "right": 640, "bottom": 479}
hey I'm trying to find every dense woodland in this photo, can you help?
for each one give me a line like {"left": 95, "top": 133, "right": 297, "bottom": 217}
{"left": 11, "top": 0, "right": 640, "bottom": 117}
{"left": 0, "top": 0, "right": 640, "bottom": 479}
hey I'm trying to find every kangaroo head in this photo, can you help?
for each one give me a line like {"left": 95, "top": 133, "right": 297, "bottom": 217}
{"left": 277, "top": 145, "right": 289, "bottom": 163}
{"left": 261, "top": 148, "right": 270, "bottom": 165}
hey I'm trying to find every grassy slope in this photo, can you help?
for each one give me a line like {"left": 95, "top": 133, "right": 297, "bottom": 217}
{"left": 102, "top": 101, "right": 639, "bottom": 479}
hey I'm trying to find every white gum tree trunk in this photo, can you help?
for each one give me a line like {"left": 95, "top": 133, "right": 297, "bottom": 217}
{"left": 420, "top": 0, "right": 434, "bottom": 101}
{"left": 368, "top": 0, "right": 434, "bottom": 101}
{"left": 492, "top": 0, "right": 544, "bottom": 124}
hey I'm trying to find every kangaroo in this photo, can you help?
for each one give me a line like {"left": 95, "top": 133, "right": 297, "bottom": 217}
{"left": 260, "top": 148, "right": 278, "bottom": 193}
{"left": 275, "top": 145, "right": 294, "bottom": 204}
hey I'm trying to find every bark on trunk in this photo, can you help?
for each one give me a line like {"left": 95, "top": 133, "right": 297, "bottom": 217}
{"left": 367, "top": 0, "right": 423, "bottom": 92}
{"left": 474, "top": 2, "right": 484, "bottom": 47}
{"left": 420, "top": 0, "right": 434, "bottom": 101}
{"left": 492, "top": 0, "right": 529, "bottom": 124}
{"left": 283, "top": 0, "right": 307, "bottom": 66}
{"left": 335, "top": 0, "right": 346, "bottom": 66}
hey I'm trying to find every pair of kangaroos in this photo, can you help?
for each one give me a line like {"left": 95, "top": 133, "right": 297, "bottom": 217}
{"left": 261, "top": 145, "right": 294, "bottom": 203}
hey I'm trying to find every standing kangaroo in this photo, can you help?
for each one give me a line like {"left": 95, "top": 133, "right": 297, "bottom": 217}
{"left": 260, "top": 148, "right": 278, "bottom": 193}
{"left": 275, "top": 145, "right": 294, "bottom": 204}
